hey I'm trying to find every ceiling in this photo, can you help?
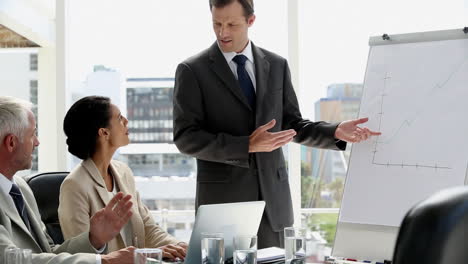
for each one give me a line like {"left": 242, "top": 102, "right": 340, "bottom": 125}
{"left": 0, "top": 24, "right": 39, "bottom": 48}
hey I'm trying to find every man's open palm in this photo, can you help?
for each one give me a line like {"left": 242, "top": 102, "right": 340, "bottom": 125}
{"left": 335, "top": 117, "right": 381, "bottom": 143}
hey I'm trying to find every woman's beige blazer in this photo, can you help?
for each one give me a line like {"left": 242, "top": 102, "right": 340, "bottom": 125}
{"left": 58, "top": 159, "right": 179, "bottom": 252}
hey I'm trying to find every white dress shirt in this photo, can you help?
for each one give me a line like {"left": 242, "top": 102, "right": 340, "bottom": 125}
{"left": 0, "top": 173, "right": 14, "bottom": 203}
{"left": 0, "top": 173, "right": 102, "bottom": 264}
{"left": 219, "top": 40, "right": 257, "bottom": 92}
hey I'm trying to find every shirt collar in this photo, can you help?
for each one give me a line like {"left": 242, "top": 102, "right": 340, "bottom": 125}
{"left": 219, "top": 40, "right": 255, "bottom": 65}
{"left": 0, "top": 172, "right": 15, "bottom": 196}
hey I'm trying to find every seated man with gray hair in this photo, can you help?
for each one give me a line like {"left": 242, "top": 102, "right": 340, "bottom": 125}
{"left": 0, "top": 96, "right": 135, "bottom": 264}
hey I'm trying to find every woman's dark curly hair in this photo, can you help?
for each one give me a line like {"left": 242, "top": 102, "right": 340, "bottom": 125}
{"left": 63, "top": 96, "right": 112, "bottom": 160}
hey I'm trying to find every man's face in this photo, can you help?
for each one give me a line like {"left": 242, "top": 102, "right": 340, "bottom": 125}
{"left": 12, "top": 111, "right": 39, "bottom": 171}
{"left": 212, "top": 1, "right": 255, "bottom": 53}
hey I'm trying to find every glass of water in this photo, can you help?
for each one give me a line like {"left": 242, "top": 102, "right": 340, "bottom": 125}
{"left": 284, "top": 227, "right": 306, "bottom": 264}
{"left": 233, "top": 235, "right": 257, "bottom": 264}
{"left": 134, "top": 248, "right": 162, "bottom": 264}
{"left": 20, "top": 249, "right": 32, "bottom": 264}
{"left": 4, "top": 247, "right": 20, "bottom": 264}
{"left": 201, "top": 232, "right": 224, "bottom": 264}
{"left": 4, "top": 248, "right": 32, "bottom": 264}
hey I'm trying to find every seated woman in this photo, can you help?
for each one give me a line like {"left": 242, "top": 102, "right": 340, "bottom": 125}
{"left": 58, "top": 96, "right": 186, "bottom": 260}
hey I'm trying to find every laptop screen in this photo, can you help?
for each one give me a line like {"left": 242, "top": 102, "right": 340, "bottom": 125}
{"left": 182, "top": 201, "right": 265, "bottom": 264}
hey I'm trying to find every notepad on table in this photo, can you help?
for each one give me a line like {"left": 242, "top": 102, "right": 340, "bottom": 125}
{"left": 257, "top": 247, "right": 285, "bottom": 263}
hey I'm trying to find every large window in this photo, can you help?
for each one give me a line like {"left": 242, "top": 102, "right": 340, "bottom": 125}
{"left": 0, "top": 50, "right": 39, "bottom": 174}
{"left": 4, "top": 0, "right": 466, "bottom": 247}
{"left": 298, "top": 0, "right": 466, "bottom": 248}
{"left": 66, "top": 0, "right": 287, "bottom": 240}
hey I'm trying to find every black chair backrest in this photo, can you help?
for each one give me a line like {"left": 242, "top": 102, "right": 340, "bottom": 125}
{"left": 26, "top": 172, "right": 68, "bottom": 245}
{"left": 392, "top": 186, "right": 468, "bottom": 264}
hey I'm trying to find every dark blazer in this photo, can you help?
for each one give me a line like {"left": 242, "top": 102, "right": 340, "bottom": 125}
{"left": 173, "top": 42, "right": 345, "bottom": 232}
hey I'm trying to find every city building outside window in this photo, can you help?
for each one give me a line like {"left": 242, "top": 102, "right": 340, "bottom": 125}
{"left": 0, "top": 51, "right": 39, "bottom": 174}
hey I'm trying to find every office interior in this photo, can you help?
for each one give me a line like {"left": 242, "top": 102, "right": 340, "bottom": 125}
{"left": 1, "top": 0, "right": 467, "bottom": 262}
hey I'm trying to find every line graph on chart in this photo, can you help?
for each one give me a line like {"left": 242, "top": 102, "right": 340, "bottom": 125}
{"left": 341, "top": 34, "right": 468, "bottom": 227}
{"left": 364, "top": 55, "right": 468, "bottom": 171}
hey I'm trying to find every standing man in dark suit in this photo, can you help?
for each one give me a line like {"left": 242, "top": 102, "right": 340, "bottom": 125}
{"left": 173, "top": 0, "right": 380, "bottom": 248}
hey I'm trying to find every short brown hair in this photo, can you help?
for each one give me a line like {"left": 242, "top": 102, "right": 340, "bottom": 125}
{"left": 209, "top": 0, "right": 254, "bottom": 18}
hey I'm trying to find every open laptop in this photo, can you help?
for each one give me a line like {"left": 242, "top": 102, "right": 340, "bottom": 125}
{"left": 181, "top": 201, "right": 265, "bottom": 264}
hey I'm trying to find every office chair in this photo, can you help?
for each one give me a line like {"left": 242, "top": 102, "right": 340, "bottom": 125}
{"left": 392, "top": 186, "right": 468, "bottom": 264}
{"left": 26, "top": 172, "right": 69, "bottom": 244}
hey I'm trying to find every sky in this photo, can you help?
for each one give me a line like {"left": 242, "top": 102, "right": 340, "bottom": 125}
{"left": 67, "top": 0, "right": 288, "bottom": 78}
{"left": 67, "top": 0, "right": 468, "bottom": 119}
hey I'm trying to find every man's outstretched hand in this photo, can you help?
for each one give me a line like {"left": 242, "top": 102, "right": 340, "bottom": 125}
{"left": 334, "top": 117, "right": 381, "bottom": 143}
{"left": 249, "top": 119, "right": 296, "bottom": 153}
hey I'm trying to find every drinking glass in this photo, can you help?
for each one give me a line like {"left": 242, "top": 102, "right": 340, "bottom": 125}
{"left": 201, "top": 232, "right": 224, "bottom": 264}
{"left": 233, "top": 235, "right": 257, "bottom": 264}
{"left": 4, "top": 247, "right": 20, "bottom": 264}
{"left": 4, "top": 248, "right": 32, "bottom": 264}
{"left": 134, "top": 248, "right": 163, "bottom": 264}
{"left": 284, "top": 227, "right": 306, "bottom": 264}
{"left": 20, "top": 249, "right": 32, "bottom": 264}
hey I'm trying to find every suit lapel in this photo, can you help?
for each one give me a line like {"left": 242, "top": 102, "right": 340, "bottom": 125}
{"left": 22, "top": 193, "right": 50, "bottom": 251}
{"left": 252, "top": 42, "right": 270, "bottom": 126}
{"left": 109, "top": 162, "right": 143, "bottom": 248}
{"left": 83, "top": 159, "right": 130, "bottom": 247}
{"left": 0, "top": 186, "right": 33, "bottom": 237}
{"left": 4, "top": 177, "right": 45, "bottom": 252}
{"left": 82, "top": 159, "right": 111, "bottom": 206}
{"left": 209, "top": 42, "right": 253, "bottom": 111}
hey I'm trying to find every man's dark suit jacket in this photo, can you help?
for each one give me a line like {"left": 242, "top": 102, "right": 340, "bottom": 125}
{"left": 173, "top": 42, "right": 346, "bottom": 233}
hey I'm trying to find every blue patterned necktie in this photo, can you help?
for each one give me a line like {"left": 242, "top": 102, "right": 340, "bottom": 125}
{"left": 233, "top": 54, "right": 256, "bottom": 109}
{"left": 9, "top": 184, "right": 32, "bottom": 232}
